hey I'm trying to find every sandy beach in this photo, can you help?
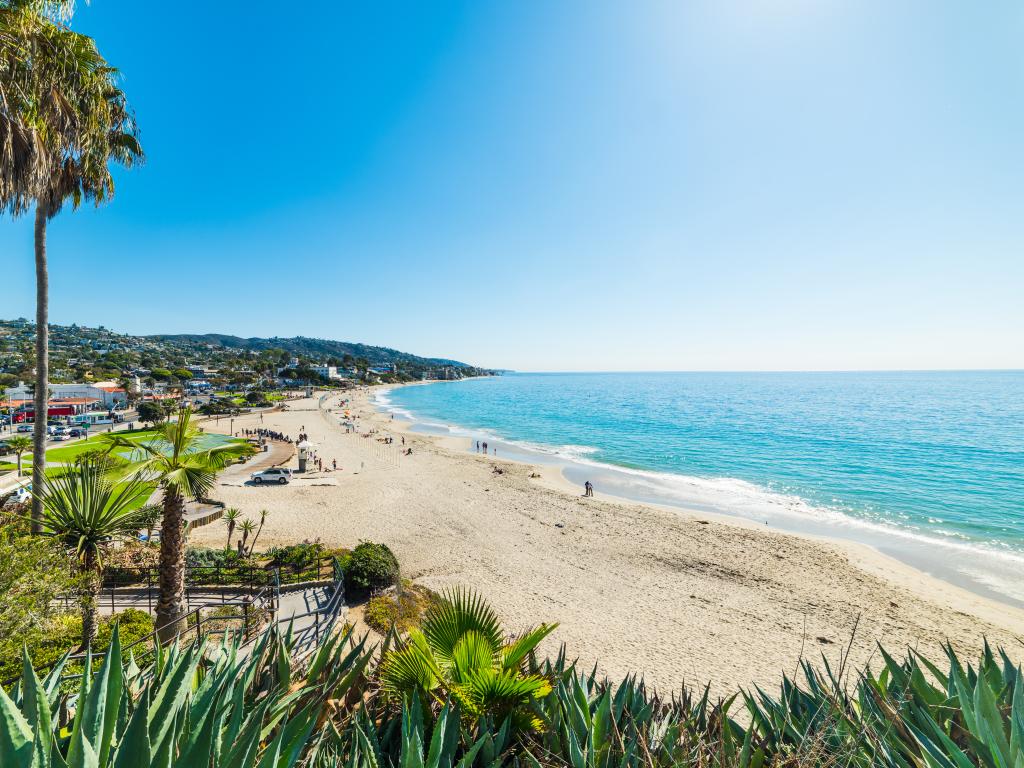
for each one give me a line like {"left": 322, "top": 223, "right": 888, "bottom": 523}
{"left": 191, "top": 386, "right": 1024, "bottom": 693}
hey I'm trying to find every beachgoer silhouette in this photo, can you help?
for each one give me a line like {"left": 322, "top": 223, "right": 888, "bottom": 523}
{"left": 584, "top": 481, "right": 593, "bottom": 497}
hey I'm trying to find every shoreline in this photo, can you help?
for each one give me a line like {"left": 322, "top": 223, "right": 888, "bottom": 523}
{"left": 191, "top": 384, "right": 1024, "bottom": 693}
{"left": 372, "top": 380, "right": 1024, "bottom": 632}
{"left": 375, "top": 378, "right": 1024, "bottom": 611}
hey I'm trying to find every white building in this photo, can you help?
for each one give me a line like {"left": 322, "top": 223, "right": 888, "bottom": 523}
{"left": 4, "top": 380, "right": 127, "bottom": 407}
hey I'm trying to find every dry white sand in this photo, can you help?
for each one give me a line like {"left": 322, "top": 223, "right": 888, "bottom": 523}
{"left": 192, "top": 387, "right": 1024, "bottom": 693}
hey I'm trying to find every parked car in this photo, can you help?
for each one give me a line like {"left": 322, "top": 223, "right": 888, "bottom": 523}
{"left": 250, "top": 467, "right": 292, "bottom": 485}
{"left": 16, "top": 425, "right": 32, "bottom": 433}
{"left": 68, "top": 428, "right": 86, "bottom": 437}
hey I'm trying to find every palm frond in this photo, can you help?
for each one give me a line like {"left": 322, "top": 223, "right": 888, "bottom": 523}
{"left": 421, "top": 587, "right": 504, "bottom": 665}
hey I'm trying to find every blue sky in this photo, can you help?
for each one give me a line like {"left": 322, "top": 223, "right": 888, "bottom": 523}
{"left": 2, "top": 1, "right": 1022, "bottom": 371}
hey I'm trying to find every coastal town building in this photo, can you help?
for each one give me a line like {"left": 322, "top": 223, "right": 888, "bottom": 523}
{"left": 4, "top": 380, "right": 127, "bottom": 407}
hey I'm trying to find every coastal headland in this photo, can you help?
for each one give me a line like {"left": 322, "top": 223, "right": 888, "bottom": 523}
{"left": 192, "top": 384, "right": 1024, "bottom": 693}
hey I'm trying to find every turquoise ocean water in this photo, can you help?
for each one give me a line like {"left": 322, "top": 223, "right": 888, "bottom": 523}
{"left": 377, "top": 372, "right": 1024, "bottom": 605}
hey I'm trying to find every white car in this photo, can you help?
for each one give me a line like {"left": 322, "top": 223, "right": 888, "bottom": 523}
{"left": 250, "top": 467, "right": 292, "bottom": 485}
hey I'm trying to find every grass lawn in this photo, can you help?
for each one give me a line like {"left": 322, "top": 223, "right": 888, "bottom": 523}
{"left": 17, "top": 429, "right": 246, "bottom": 465}
{"left": 41, "top": 430, "right": 160, "bottom": 464}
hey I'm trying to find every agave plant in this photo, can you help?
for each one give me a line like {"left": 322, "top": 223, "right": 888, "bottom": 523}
{"left": 0, "top": 620, "right": 373, "bottom": 768}
{"left": 379, "top": 588, "right": 557, "bottom": 731}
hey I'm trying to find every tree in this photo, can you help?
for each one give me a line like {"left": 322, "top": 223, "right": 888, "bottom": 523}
{"left": 4, "top": 434, "right": 31, "bottom": 475}
{"left": 222, "top": 506, "right": 241, "bottom": 550}
{"left": 1, "top": 3, "right": 144, "bottom": 533}
{"left": 104, "top": 408, "right": 254, "bottom": 641}
{"left": 0, "top": 508, "right": 78, "bottom": 647}
{"left": 244, "top": 508, "right": 268, "bottom": 556}
{"left": 36, "top": 458, "right": 151, "bottom": 645}
{"left": 237, "top": 518, "right": 255, "bottom": 555}
{"left": 136, "top": 400, "right": 166, "bottom": 426}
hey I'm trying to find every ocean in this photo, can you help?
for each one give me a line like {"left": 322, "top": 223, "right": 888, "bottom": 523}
{"left": 375, "top": 371, "right": 1024, "bottom": 606}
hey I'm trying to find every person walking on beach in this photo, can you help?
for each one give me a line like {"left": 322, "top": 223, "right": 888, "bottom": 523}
{"left": 482, "top": 441, "right": 488, "bottom": 454}
{"left": 584, "top": 480, "right": 593, "bottom": 497}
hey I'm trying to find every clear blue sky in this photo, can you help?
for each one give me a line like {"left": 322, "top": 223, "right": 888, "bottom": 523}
{"left": 2, "top": 1, "right": 1022, "bottom": 371}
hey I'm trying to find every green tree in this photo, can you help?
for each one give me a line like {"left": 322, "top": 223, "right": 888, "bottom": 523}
{"left": 0, "top": 511, "right": 78, "bottom": 647}
{"left": 222, "top": 506, "right": 241, "bottom": 549}
{"left": 36, "top": 459, "right": 151, "bottom": 645}
{"left": 104, "top": 408, "right": 254, "bottom": 641}
{"left": 0, "top": 2, "right": 143, "bottom": 533}
{"left": 136, "top": 400, "right": 166, "bottom": 425}
{"left": 4, "top": 434, "right": 32, "bottom": 475}
{"left": 237, "top": 518, "right": 255, "bottom": 555}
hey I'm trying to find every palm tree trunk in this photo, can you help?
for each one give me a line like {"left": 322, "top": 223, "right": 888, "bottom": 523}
{"left": 80, "top": 550, "right": 100, "bottom": 648}
{"left": 156, "top": 487, "right": 188, "bottom": 642}
{"left": 31, "top": 205, "right": 48, "bottom": 535}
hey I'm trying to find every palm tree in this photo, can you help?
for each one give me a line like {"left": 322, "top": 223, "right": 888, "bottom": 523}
{"left": 4, "top": 434, "right": 31, "bottom": 475}
{"left": 244, "top": 508, "right": 268, "bottom": 556}
{"left": 104, "top": 408, "right": 253, "bottom": 641}
{"left": 0, "top": 3, "right": 143, "bottom": 533}
{"left": 222, "top": 506, "right": 241, "bottom": 550}
{"left": 379, "top": 589, "right": 557, "bottom": 730}
{"left": 237, "top": 519, "right": 255, "bottom": 555}
{"left": 35, "top": 458, "right": 151, "bottom": 645}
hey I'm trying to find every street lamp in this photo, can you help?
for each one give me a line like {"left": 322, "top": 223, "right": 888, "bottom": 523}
{"left": 230, "top": 417, "right": 234, "bottom": 436}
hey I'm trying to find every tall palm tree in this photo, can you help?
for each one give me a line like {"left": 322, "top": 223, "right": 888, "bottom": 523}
{"left": 4, "top": 434, "right": 31, "bottom": 475}
{"left": 104, "top": 408, "right": 254, "bottom": 641}
{"left": 35, "top": 458, "right": 151, "bottom": 645}
{"left": 1, "top": 2, "right": 143, "bottom": 533}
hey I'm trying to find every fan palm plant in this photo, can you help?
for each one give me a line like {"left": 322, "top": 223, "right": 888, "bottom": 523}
{"left": 0, "top": 1, "right": 143, "bottom": 533}
{"left": 35, "top": 457, "right": 152, "bottom": 645}
{"left": 4, "top": 434, "right": 31, "bottom": 475}
{"left": 379, "top": 588, "right": 558, "bottom": 730}
{"left": 103, "top": 407, "right": 254, "bottom": 641}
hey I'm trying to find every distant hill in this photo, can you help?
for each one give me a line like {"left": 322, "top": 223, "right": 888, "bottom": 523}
{"left": 147, "top": 333, "right": 473, "bottom": 368}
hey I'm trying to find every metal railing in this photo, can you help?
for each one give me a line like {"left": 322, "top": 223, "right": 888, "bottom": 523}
{"left": 4, "top": 584, "right": 279, "bottom": 688}
{"left": 9, "top": 560, "right": 344, "bottom": 689}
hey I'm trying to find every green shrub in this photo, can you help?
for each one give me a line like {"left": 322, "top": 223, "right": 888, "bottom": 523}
{"left": 363, "top": 582, "right": 439, "bottom": 634}
{"left": 344, "top": 541, "right": 399, "bottom": 596}
{"left": 186, "top": 545, "right": 242, "bottom": 569}
{"left": 0, "top": 608, "right": 154, "bottom": 683}
{"left": 266, "top": 540, "right": 326, "bottom": 570}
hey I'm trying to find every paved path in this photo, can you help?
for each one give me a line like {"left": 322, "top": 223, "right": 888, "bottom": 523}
{"left": 278, "top": 584, "right": 346, "bottom": 656}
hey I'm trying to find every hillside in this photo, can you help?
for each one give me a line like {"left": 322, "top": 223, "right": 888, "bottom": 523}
{"left": 0, "top": 319, "right": 490, "bottom": 385}
{"left": 148, "top": 333, "right": 471, "bottom": 368}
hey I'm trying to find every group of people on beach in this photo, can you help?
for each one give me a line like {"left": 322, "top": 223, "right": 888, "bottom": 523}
{"left": 243, "top": 427, "right": 291, "bottom": 443}
{"left": 475, "top": 440, "right": 497, "bottom": 456}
